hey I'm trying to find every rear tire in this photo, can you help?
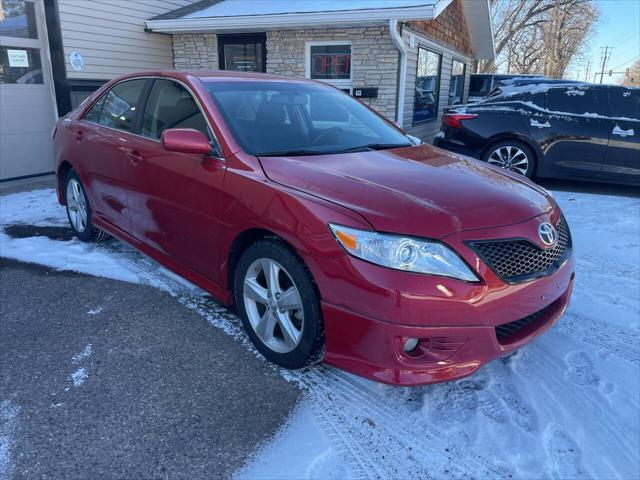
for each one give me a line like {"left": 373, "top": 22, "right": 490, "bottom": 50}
{"left": 64, "top": 169, "right": 107, "bottom": 242}
{"left": 482, "top": 140, "right": 536, "bottom": 178}
{"left": 234, "top": 239, "right": 325, "bottom": 369}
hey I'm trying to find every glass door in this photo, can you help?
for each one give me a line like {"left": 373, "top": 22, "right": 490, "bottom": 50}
{"left": 218, "top": 33, "right": 266, "bottom": 72}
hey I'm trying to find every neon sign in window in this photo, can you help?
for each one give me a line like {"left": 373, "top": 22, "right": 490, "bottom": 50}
{"left": 310, "top": 45, "right": 351, "bottom": 80}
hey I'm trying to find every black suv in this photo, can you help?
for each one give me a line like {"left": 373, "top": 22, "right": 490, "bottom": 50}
{"left": 434, "top": 82, "right": 639, "bottom": 185}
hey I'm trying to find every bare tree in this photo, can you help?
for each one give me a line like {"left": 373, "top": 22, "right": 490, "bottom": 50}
{"left": 542, "top": 0, "right": 598, "bottom": 78}
{"left": 479, "top": 0, "right": 598, "bottom": 79}
{"left": 622, "top": 59, "right": 640, "bottom": 87}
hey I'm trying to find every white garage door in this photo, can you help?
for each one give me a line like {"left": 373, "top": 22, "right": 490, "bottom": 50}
{"left": 0, "top": 0, "right": 57, "bottom": 180}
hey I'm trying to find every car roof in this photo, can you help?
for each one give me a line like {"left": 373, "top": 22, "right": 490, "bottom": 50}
{"left": 120, "top": 69, "right": 319, "bottom": 85}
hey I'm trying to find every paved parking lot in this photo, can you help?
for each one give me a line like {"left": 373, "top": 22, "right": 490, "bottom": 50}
{"left": 0, "top": 257, "right": 299, "bottom": 479}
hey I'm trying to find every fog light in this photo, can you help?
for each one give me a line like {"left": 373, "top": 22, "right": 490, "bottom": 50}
{"left": 403, "top": 337, "right": 419, "bottom": 353}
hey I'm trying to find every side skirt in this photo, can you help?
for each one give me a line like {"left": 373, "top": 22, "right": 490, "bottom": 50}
{"left": 92, "top": 216, "right": 232, "bottom": 306}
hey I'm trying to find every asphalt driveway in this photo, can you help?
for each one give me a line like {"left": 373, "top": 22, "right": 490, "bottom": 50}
{"left": 0, "top": 258, "right": 299, "bottom": 480}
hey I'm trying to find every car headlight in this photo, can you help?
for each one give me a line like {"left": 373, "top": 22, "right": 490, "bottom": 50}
{"left": 329, "top": 224, "right": 479, "bottom": 282}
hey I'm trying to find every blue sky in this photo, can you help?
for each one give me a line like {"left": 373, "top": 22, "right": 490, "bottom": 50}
{"left": 567, "top": 0, "right": 640, "bottom": 83}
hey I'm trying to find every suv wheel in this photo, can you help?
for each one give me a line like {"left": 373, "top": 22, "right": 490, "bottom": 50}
{"left": 483, "top": 140, "right": 535, "bottom": 178}
{"left": 235, "top": 239, "right": 324, "bottom": 369}
{"left": 64, "top": 169, "right": 107, "bottom": 242}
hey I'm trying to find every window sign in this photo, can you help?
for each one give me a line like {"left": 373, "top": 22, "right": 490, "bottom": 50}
{"left": 7, "top": 49, "right": 28, "bottom": 67}
{"left": 413, "top": 47, "right": 442, "bottom": 124}
{"left": 0, "top": 46, "right": 42, "bottom": 83}
{"left": 310, "top": 44, "right": 351, "bottom": 80}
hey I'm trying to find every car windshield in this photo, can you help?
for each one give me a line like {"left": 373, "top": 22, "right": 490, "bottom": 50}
{"left": 204, "top": 81, "right": 411, "bottom": 156}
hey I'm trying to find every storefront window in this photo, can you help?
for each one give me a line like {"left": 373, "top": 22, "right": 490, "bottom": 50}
{"left": 218, "top": 33, "right": 266, "bottom": 72}
{"left": 309, "top": 44, "right": 351, "bottom": 81}
{"left": 0, "top": 46, "right": 42, "bottom": 83}
{"left": 413, "top": 47, "right": 441, "bottom": 124}
{"left": 0, "top": 0, "right": 38, "bottom": 39}
{"left": 449, "top": 60, "right": 466, "bottom": 106}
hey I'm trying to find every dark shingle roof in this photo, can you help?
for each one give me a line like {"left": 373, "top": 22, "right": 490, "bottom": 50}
{"left": 150, "top": 0, "right": 223, "bottom": 21}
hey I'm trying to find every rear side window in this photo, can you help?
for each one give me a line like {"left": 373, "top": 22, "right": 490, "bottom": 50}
{"left": 141, "top": 79, "right": 209, "bottom": 140}
{"left": 609, "top": 89, "right": 640, "bottom": 120}
{"left": 543, "top": 87, "right": 608, "bottom": 117}
{"left": 97, "top": 79, "right": 147, "bottom": 132}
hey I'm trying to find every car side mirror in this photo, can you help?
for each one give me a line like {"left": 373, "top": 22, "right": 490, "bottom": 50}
{"left": 161, "top": 128, "right": 213, "bottom": 156}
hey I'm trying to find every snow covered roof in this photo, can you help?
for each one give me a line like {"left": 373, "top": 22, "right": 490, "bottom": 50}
{"left": 147, "top": 0, "right": 495, "bottom": 58}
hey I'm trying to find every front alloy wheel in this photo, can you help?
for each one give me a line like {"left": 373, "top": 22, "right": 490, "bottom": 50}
{"left": 243, "top": 258, "right": 304, "bottom": 353}
{"left": 235, "top": 239, "right": 324, "bottom": 369}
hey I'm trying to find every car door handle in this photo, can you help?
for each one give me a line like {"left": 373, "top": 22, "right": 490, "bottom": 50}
{"left": 612, "top": 125, "right": 635, "bottom": 137}
{"left": 530, "top": 119, "right": 550, "bottom": 128}
{"left": 73, "top": 129, "right": 83, "bottom": 141}
{"left": 125, "top": 149, "right": 143, "bottom": 165}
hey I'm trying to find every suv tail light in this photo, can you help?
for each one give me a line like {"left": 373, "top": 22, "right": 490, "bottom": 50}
{"left": 443, "top": 113, "right": 477, "bottom": 129}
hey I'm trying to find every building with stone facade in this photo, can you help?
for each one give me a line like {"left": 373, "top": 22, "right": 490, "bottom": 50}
{"left": 0, "top": 0, "right": 493, "bottom": 181}
{"left": 149, "top": 0, "right": 494, "bottom": 143}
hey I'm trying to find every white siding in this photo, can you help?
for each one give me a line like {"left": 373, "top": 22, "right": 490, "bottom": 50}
{"left": 402, "top": 28, "right": 471, "bottom": 143}
{"left": 58, "top": 0, "right": 194, "bottom": 80}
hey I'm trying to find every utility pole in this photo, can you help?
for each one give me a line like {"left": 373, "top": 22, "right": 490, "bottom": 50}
{"left": 599, "top": 46, "right": 612, "bottom": 84}
{"left": 584, "top": 61, "right": 591, "bottom": 82}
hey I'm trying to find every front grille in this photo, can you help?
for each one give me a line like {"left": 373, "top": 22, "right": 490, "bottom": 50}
{"left": 495, "top": 305, "right": 549, "bottom": 341}
{"left": 469, "top": 216, "right": 571, "bottom": 283}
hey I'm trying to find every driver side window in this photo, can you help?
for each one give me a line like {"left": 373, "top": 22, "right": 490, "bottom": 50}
{"left": 141, "top": 79, "right": 210, "bottom": 140}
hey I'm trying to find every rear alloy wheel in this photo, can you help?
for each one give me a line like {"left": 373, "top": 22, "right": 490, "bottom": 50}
{"left": 484, "top": 141, "right": 535, "bottom": 178}
{"left": 64, "top": 169, "right": 107, "bottom": 242}
{"left": 235, "top": 239, "right": 324, "bottom": 369}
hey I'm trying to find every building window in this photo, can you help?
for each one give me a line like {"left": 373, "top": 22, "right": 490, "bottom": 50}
{"left": 306, "top": 42, "right": 352, "bottom": 93}
{"left": 218, "top": 33, "right": 266, "bottom": 72}
{"left": 0, "top": 0, "right": 38, "bottom": 39}
{"left": 0, "top": 46, "right": 42, "bottom": 83}
{"left": 413, "top": 47, "right": 441, "bottom": 124}
{"left": 449, "top": 59, "right": 466, "bottom": 106}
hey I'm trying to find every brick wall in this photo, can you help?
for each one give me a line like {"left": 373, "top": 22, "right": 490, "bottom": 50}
{"left": 408, "top": 0, "right": 472, "bottom": 56}
{"left": 266, "top": 27, "right": 399, "bottom": 120}
{"left": 172, "top": 33, "right": 218, "bottom": 69}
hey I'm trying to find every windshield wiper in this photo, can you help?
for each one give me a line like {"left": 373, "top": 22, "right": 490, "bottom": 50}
{"left": 337, "top": 143, "right": 412, "bottom": 153}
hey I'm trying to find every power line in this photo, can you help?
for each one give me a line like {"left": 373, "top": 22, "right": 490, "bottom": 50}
{"left": 609, "top": 54, "right": 640, "bottom": 72}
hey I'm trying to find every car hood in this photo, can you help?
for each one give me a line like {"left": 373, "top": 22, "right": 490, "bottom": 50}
{"left": 258, "top": 144, "right": 555, "bottom": 239}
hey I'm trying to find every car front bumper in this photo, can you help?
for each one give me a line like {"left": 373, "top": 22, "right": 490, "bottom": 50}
{"left": 303, "top": 213, "right": 575, "bottom": 386}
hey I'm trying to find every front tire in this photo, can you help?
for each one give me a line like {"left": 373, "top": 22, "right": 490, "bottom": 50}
{"left": 482, "top": 140, "right": 536, "bottom": 178}
{"left": 64, "top": 169, "right": 107, "bottom": 242}
{"left": 235, "top": 239, "right": 324, "bottom": 369}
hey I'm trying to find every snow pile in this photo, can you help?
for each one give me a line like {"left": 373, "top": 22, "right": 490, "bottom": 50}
{"left": 1, "top": 188, "right": 639, "bottom": 479}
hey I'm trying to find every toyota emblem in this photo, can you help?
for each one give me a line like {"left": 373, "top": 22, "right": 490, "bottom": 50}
{"left": 538, "top": 222, "right": 558, "bottom": 246}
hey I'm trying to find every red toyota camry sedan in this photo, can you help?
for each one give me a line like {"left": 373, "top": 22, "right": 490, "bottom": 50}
{"left": 52, "top": 70, "right": 574, "bottom": 386}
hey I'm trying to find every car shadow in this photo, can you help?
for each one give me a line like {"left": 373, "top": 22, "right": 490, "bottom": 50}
{"left": 537, "top": 179, "right": 640, "bottom": 198}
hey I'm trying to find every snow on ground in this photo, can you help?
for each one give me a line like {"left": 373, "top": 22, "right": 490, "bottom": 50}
{"left": 1, "top": 188, "right": 639, "bottom": 479}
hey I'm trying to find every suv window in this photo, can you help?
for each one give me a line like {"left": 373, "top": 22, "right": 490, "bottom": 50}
{"left": 470, "top": 75, "right": 491, "bottom": 97}
{"left": 141, "top": 79, "right": 209, "bottom": 140}
{"left": 609, "top": 89, "right": 640, "bottom": 120}
{"left": 543, "top": 87, "right": 608, "bottom": 117}
{"left": 97, "top": 79, "right": 147, "bottom": 132}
